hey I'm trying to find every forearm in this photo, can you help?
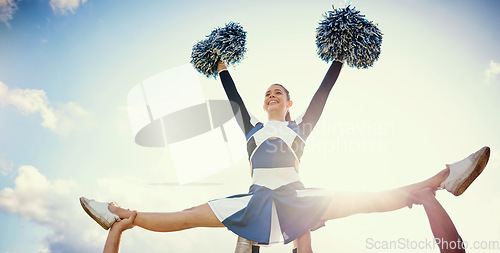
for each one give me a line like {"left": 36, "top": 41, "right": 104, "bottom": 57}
{"left": 103, "top": 227, "right": 123, "bottom": 253}
{"left": 318, "top": 60, "right": 343, "bottom": 92}
{"left": 299, "top": 60, "right": 343, "bottom": 136}
{"left": 217, "top": 62, "right": 254, "bottom": 135}
{"left": 422, "top": 198, "right": 464, "bottom": 252}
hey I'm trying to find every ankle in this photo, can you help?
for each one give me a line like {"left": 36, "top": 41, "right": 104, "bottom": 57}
{"left": 430, "top": 168, "right": 450, "bottom": 188}
{"left": 108, "top": 204, "right": 119, "bottom": 215}
{"left": 439, "top": 167, "right": 450, "bottom": 183}
{"left": 108, "top": 204, "right": 131, "bottom": 218}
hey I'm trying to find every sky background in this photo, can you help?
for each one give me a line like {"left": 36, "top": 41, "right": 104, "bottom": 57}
{"left": 1, "top": 0, "right": 500, "bottom": 252}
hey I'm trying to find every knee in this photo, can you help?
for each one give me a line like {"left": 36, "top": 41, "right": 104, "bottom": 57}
{"left": 182, "top": 206, "right": 197, "bottom": 212}
{"left": 181, "top": 204, "right": 216, "bottom": 228}
{"left": 177, "top": 206, "right": 200, "bottom": 228}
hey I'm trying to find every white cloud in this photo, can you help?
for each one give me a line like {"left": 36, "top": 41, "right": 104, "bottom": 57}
{"left": 0, "top": 82, "right": 95, "bottom": 135}
{"left": 49, "top": 0, "right": 87, "bottom": 15}
{"left": 0, "top": 166, "right": 102, "bottom": 253}
{"left": 0, "top": 166, "right": 82, "bottom": 224}
{"left": 1, "top": 0, "right": 86, "bottom": 26}
{"left": 0, "top": 0, "right": 18, "bottom": 27}
{"left": 0, "top": 155, "right": 14, "bottom": 176}
{"left": 484, "top": 60, "right": 500, "bottom": 84}
{"left": 53, "top": 101, "right": 96, "bottom": 135}
{"left": 0, "top": 165, "right": 239, "bottom": 253}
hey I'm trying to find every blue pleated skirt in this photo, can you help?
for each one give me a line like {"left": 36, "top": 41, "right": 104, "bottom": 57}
{"left": 208, "top": 179, "right": 333, "bottom": 245}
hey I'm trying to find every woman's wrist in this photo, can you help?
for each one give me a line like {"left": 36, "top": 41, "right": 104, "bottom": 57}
{"left": 110, "top": 223, "right": 126, "bottom": 233}
{"left": 217, "top": 60, "right": 227, "bottom": 73}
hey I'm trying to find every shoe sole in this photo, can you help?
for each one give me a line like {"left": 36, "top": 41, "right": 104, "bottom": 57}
{"left": 453, "top": 146, "right": 490, "bottom": 196}
{"left": 80, "top": 197, "right": 112, "bottom": 230}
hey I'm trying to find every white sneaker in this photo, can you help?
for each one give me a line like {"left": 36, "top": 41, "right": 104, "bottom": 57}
{"left": 441, "top": 146, "right": 490, "bottom": 196}
{"left": 80, "top": 197, "right": 120, "bottom": 230}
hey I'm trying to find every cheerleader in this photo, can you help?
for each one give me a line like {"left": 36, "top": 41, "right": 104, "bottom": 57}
{"left": 80, "top": 58, "right": 489, "bottom": 253}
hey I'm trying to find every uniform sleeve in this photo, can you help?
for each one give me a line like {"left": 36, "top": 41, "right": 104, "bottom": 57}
{"left": 219, "top": 70, "right": 255, "bottom": 136}
{"left": 297, "top": 61, "right": 343, "bottom": 138}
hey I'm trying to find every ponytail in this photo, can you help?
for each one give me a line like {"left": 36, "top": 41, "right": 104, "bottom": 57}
{"left": 285, "top": 111, "right": 291, "bottom": 122}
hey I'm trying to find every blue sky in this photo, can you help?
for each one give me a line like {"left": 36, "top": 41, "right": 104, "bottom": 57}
{"left": 1, "top": 0, "right": 500, "bottom": 252}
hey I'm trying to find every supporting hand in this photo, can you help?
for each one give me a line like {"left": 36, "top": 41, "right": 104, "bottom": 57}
{"left": 406, "top": 188, "right": 436, "bottom": 209}
{"left": 103, "top": 211, "right": 137, "bottom": 253}
{"left": 112, "top": 210, "right": 137, "bottom": 232}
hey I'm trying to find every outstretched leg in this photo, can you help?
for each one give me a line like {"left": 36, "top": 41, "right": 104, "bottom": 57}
{"left": 322, "top": 168, "right": 450, "bottom": 220}
{"left": 109, "top": 203, "right": 224, "bottom": 232}
{"left": 408, "top": 188, "right": 465, "bottom": 253}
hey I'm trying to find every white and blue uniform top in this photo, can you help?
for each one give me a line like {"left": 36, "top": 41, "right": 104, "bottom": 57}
{"left": 208, "top": 61, "right": 343, "bottom": 245}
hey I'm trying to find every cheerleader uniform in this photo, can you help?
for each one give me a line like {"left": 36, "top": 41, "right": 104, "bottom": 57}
{"left": 208, "top": 61, "right": 343, "bottom": 245}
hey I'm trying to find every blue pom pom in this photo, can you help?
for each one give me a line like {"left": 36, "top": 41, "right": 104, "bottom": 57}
{"left": 191, "top": 38, "right": 219, "bottom": 78}
{"left": 191, "top": 22, "right": 247, "bottom": 78}
{"left": 316, "top": 5, "right": 383, "bottom": 69}
{"left": 210, "top": 22, "right": 247, "bottom": 66}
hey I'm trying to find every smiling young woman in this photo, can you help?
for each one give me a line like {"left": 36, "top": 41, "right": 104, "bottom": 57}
{"left": 80, "top": 59, "right": 489, "bottom": 253}
{"left": 263, "top": 84, "right": 293, "bottom": 122}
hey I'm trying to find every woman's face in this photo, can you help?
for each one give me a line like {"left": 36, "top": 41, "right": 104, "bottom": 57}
{"left": 263, "top": 84, "right": 292, "bottom": 116}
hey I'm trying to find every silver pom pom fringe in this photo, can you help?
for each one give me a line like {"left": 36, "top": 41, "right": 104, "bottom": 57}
{"left": 191, "top": 22, "right": 247, "bottom": 78}
{"left": 316, "top": 5, "right": 383, "bottom": 69}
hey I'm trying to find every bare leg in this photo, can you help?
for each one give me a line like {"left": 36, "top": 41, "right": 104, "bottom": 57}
{"left": 109, "top": 203, "right": 224, "bottom": 232}
{"left": 293, "top": 231, "right": 313, "bottom": 253}
{"left": 322, "top": 168, "right": 450, "bottom": 220}
{"left": 408, "top": 188, "right": 465, "bottom": 253}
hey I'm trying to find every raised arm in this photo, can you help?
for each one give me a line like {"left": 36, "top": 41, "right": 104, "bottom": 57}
{"left": 298, "top": 60, "right": 343, "bottom": 138}
{"left": 217, "top": 61, "right": 255, "bottom": 136}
